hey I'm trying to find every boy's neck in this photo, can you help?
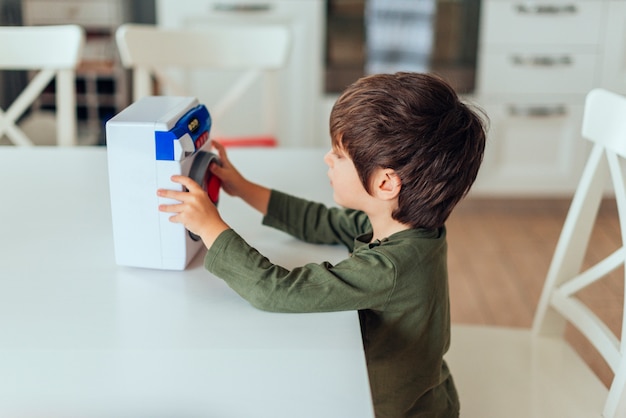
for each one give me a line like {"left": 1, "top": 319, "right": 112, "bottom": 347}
{"left": 367, "top": 211, "right": 411, "bottom": 242}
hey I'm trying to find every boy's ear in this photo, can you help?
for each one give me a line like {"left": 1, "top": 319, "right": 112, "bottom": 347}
{"left": 373, "top": 168, "right": 401, "bottom": 200}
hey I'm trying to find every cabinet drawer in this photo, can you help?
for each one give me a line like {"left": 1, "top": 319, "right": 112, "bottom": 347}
{"left": 478, "top": 52, "right": 599, "bottom": 94}
{"left": 473, "top": 100, "right": 588, "bottom": 195}
{"left": 23, "top": 0, "right": 118, "bottom": 27}
{"left": 158, "top": 0, "right": 313, "bottom": 25}
{"left": 481, "top": 0, "right": 604, "bottom": 47}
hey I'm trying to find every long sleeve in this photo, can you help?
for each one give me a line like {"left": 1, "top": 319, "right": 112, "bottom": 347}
{"left": 204, "top": 228, "right": 396, "bottom": 313}
{"left": 262, "top": 190, "right": 371, "bottom": 251}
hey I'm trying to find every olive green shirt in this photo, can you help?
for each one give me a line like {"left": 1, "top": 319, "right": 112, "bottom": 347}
{"left": 204, "top": 191, "right": 459, "bottom": 417}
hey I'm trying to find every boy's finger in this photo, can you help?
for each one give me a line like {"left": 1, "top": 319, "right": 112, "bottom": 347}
{"left": 211, "top": 139, "right": 225, "bottom": 153}
{"left": 170, "top": 175, "right": 202, "bottom": 191}
{"left": 157, "top": 188, "right": 186, "bottom": 200}
{"left": 209, "top": 161, "right": 223, "bottom": 176}
{"left": 158, "top": 202, "right": 184, "bottom": 213}
{"left": 211, "top": 140, "right": 230, "bottom": 163}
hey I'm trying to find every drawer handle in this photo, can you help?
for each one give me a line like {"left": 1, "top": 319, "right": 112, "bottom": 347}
{"left": 213, "top": 3, "right": 272, "bottom": 12}
{"left": 511, "top": 55, "right": 573, "bottom": 67}
{"left": 508, "top": 105, "right": 567, "bottom": 117}
{"left": 515, "top": 4, "right": 577, "bottom": 14}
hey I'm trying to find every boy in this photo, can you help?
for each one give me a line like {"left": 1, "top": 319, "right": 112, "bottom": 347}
{"left": 158, "top": 72, "right": 487, "bottom": 417}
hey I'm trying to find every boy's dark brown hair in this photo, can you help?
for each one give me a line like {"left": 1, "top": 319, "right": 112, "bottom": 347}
{"left": 329, "top": 72, "right": 487, "bottom": 230}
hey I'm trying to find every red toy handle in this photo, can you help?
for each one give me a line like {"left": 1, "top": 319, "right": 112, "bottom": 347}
{"left": 206, "top": 169, "right": 221, "bottom": 204}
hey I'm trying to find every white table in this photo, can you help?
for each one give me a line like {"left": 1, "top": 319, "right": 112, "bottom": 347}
{"left": 0, "top": 147, "right": 373, "bottom": 417}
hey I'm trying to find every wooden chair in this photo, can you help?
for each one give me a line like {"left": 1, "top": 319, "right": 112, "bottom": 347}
{"left": 0, "top": 25, "right": 84, "bottom": 146}
{"left": 446, "top": 88, "right": 626, "bottom": 417}
{"left": 115, "top": 23, "right": 290, "bottom": 147}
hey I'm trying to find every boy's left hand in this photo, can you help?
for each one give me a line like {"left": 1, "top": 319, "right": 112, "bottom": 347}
{"left": 158, "top": 175, "right": 230, "bottom": 248}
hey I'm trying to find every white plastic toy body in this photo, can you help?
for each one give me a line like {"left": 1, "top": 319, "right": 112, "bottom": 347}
{"left": 106, "top": 96, "right": 219, "bottom": 270}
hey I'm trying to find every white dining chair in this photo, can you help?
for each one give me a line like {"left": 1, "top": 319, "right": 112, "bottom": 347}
{"left": 446, "top": 88, "right": 626, "bottom": 417}
{"left": 115, "top": 23, "right": 290, "bottom": 147}
{"left": 0, "top": 25, "right": 84, "bottom": 146}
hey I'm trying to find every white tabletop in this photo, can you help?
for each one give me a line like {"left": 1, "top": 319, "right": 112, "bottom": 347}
{"left": 0, "top": 147, "right": 373, "bottom": 417}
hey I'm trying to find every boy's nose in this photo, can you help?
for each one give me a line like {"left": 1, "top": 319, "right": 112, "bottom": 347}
{"left": 323, "top": 150, "right": 333, "bottom": 167}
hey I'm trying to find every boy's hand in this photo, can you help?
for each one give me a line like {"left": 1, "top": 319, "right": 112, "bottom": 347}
{"left": 210, "top": 140, "right": 248, "bottom": 198}
{"left": 210, "top": 140, "right": 272, "bottom": 215}
{"left": 158, "top": 175, "right": 229, "bottom": 248}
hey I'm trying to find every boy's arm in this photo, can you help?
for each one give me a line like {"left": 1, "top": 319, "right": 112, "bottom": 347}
{"left": 205, "top": 229, "right": 395, "bottom": 313}
{"left": 263, "top": 190, "right": 370, "bottom": 249}
{"left": 210, "top": 140, "right": 370, "bottom": 247}
{"left": 228, "top": 177, "right": 271, "bottom": 215}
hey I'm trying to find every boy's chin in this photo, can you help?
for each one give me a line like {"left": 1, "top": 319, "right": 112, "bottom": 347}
{"left": 333, "top": 198, "right": 357, "bottom": 211}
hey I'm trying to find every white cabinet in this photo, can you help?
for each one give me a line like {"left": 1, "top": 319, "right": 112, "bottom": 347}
{"left": 601, "top": 1, "right": 626, "bottom": 93}
{"left": 156, "top": 0, "right": 324, "bottom": 147}
{"left": 22, "top": 0, "right": 125, "bottom": 27}
{"left": 473, "top": 100, "right": 587, "bottom": 194}
{"left": 472, "top": 0, "right": 623, "bottom": 196}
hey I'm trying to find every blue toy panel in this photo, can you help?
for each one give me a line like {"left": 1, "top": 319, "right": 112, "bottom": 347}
{"left": 155, "top": 104, "right": 212, "bottom": 161}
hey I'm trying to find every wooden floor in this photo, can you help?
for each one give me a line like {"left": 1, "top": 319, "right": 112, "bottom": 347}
{"left": 446, "top": 197, "right": 622, "bottom": 388}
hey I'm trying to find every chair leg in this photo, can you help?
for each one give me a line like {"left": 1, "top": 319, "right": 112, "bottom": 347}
{"left": 0, "top": 109, "right": 34, "bottom": 146}
{"left": 56, "top": 69, "right": 77, "bottom": 146}
{"left": 604, "top": 358, "right": 626, "bottom": 418}
{"left": 0, "top": 69, "right": 57, "bottom": 146}
{"left": 133, "top": 69, "right": 155, "bottom": 101}
{"left": 532, "top": 144, "right": 608, "bottom": 336}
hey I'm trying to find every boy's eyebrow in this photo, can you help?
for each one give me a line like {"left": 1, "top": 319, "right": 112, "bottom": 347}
{"left": 332, "top": 137, "right": 345, "bottom": 152}
{"left": 331, "top": 133, "right": 344, "bottom": 149}
{"left": 332, "top": 145, "right": 346, "bottom": 156}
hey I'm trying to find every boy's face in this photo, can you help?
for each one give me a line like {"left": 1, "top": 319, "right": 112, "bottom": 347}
{"left": 323, "top": 144, "right": 371, "bottom": 210}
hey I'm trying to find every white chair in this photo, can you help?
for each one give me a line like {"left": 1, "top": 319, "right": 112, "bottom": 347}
{"left": 447, "top": 88, "right": 626, "bottom": 417}
{"left": 0, "top": 25, "right": 84, "bottom": 146}
{"left": 115, "top": 23, "right": 290, "bottom": 147}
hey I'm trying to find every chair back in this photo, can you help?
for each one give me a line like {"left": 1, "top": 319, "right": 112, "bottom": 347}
{"left": 583, "top": 89, "right": 626, "bottom": 158}
{"left": 115, "top": 23, "right": 290, "bottom": 146}
{"left": 0, "top": 25, "right": 84, "bottom": 146}
{"left": 533, "top": 88, "right": 626, "bottom": 417}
